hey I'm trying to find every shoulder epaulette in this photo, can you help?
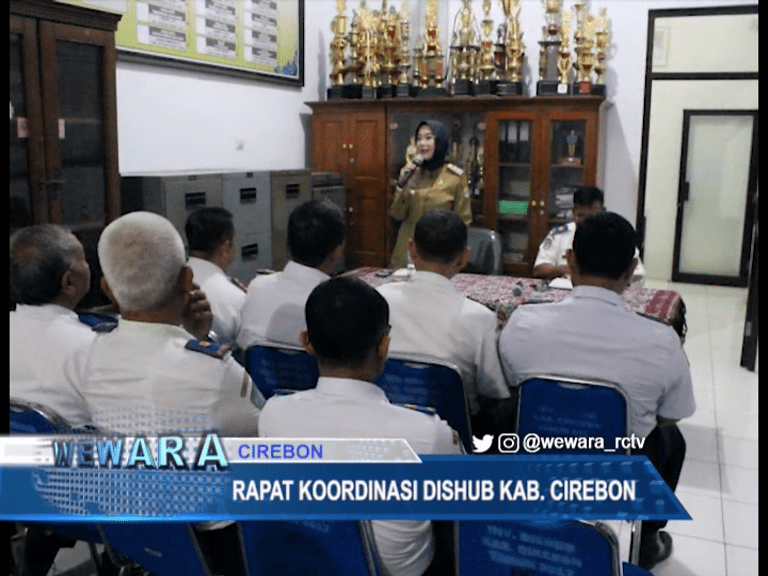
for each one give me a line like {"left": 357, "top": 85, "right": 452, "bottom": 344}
{"left": 553, "top": 224, "right": 569, "bottom": 235}
{"left": 78, "top": 313, "right": 118, "bottom": 333}
{"left": 398, "top": 403, "right": 438, "bottom": 416}
{"left": 445, "top": 163, "right": 464, "bottom": 176}
{"left": 184, "top": 339, "right": 229, "bottom": 360}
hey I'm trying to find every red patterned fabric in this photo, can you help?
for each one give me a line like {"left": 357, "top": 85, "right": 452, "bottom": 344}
{"left": 348, "top": 267, "right": 685, "bottom": 336}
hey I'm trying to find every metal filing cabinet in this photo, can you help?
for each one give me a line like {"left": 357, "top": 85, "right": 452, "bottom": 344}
{"left": 120, "top": 173, "right": 224, "bottom": 239}
{"left": 270, "top": 169, "right": 312, "bottom": 271}
{"left": 221, "top": 172, "right": 272, "bottom": 284}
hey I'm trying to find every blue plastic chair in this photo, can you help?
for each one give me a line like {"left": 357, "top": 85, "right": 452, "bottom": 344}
{"left": 375, "top": 355, "right": 472, "bottom": 453}
{"left": 244, "top": 343, "right": 319, "bottom": 399}
{"left": 9, "top": 399, "right": 104, "bottom": 573}
{"left": 456, "top": 519, "right": 652, "bottom": 575}
{"left": 98, "top": 523, "right": 213, "bottom": 576}
{"left": 240, "top": 520, "right": 382, "bottom": 576}
{"left": 516, "top": 376, "right": 630, "bottom": 456}
{"left": 516, "top": 376, "right": 642, "bottom": 565}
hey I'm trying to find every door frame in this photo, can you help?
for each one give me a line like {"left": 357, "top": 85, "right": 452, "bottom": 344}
{"left": 671, "top": 109, "right": 758, "bottom": 286}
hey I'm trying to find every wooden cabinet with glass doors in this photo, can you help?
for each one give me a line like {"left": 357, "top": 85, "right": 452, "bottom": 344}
{"left": 308, "top": 96, "right": 608, "bottom": 275}
{"left": 10, "top": 0, "right": 121, "bottom": 306}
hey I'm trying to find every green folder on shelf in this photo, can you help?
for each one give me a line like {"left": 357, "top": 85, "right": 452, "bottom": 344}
{"left": 499, "top": 200, "right": 529, "bottom": 215}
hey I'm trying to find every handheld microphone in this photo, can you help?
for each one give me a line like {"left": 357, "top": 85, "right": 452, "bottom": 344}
{"left": 396, "top": 154, "right": 424, "bottom": 188}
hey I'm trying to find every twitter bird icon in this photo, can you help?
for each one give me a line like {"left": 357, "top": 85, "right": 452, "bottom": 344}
{"left": 472, "top": 434, "right": 494, "bottom": 453}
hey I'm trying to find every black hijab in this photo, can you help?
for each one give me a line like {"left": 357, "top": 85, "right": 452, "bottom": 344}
{"left": 415, "top": 120, "right": 450, "bottom": 171}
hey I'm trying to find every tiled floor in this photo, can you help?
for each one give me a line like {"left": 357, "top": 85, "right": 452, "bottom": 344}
{"left": 641, "top": 281, "right": 759, "bottom": 576}
{"left": 35, "top": 283, "right": 759, "bottom": 576}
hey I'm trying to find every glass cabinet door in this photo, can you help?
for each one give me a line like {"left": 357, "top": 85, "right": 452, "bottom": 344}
{"left": 549, "top": 119, "right": 587, "bottom": 224}
{"left": 497, "top": 119, "right": 533, "bottom": 266}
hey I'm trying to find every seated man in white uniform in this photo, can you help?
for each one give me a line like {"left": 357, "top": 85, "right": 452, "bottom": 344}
{"left": 9, "top": 225, "right": 97, "bottom": 576}
{"left": 10, "top": 224, "right": 95, "bottom": 429}
{"left": 533, "top": 186, "right": 646, "bottom": 282}
{"left": 259, "top": 276, "right": 463, "bottom": 576}
{"left": 185, "top": 207, "right": 246, "bottom": 345}
{"left": 499, "top": 211, "right": 695, "bottom": 570}
{"left": 80, "top": 211, "right": 263, "bottom": 437}
{"left": 376, "top": 209, "right": 511, "bottom": 438}
{"left": 237, "top": 199, "right": 345, "bottom": 349}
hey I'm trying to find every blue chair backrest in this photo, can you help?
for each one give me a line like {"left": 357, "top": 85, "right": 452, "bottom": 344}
{"left": 240, "top": 520, "right": 381, "bottom": 576}
{"left": 10, "top": 398, "right": 70, "bottom": 434}
{"left": 245, "top": 344, "right": 320, "bottom": 399}
{"left": 375, "top": 356, "right": 472, "bottom": 453}
{"left": 99, "top": 523, "right": 211, "bottom": 576}
{"left": 457, "top": 519, "right": 621, "bottom": 576}
{"left": 516, "top": 376, "right": 629, "bottom": 455}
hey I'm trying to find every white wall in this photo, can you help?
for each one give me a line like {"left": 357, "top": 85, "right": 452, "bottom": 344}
{"left": 116, "top": 0, "right": 757, "bottom": 223}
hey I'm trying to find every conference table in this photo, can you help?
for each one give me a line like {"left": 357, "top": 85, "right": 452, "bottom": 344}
{"left": 348, "top": 267, "right": 687, "bottom": 341}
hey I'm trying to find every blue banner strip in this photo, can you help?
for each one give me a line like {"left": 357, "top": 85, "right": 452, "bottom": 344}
{"left": 0, "top": 455, "right": 690, "bottom": 522}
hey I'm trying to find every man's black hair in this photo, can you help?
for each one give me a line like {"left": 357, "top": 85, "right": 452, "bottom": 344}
{"left": 10, "top": 224, "right": 80, "bottom": 306}
{"left": 573, "top": 186, "right": 605, "bottom": 208}
{"left": 288, "top": 199, "right": 346, "bottom": 268}
{"left": 305, "top": 276, "right": 389, "bottom": 367}
{"left": 185, "top": 207, "right": 235, "bottom": 255}
{"left": 413, "top": 209, "right": 467, "bottom": 264}
{"left": 573, "top": 211, "right": 636, "bottom": 280}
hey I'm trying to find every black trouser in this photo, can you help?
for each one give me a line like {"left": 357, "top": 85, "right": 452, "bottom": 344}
{"left": 635, "top": 424, "right": 687, "bottom": 537}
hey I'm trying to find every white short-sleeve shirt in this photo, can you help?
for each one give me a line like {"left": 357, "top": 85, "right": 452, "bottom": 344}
{"left": 237, "top": 261, "right": 329, "bottom": 350}
{"left": 187, "top": 256, "right": 246, "bottom": 346}
{"left": 259, "top": 376, "right": 463, "bottom": 576}
{"left": 79, "top": 319, "right": 263, "bottom": 436}
{"left": 534, "top": 222, "right": 646, "bottom": 278}
{"left": 498, "top": 285, "right": 695, "bottom": 438}
{"left": 377, "top": 271, "right": 510, "bottom": 415}
{"left": 10, "top": 304, "right": 95, "bottom": 428}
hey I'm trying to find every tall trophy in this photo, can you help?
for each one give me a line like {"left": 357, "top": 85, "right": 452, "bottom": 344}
{"left": 449, "top": 0, "right": 481, "bottom": 96}
{"left": 591, "top": 7, "right": 610, "bottom": 95}
{"left": 416, "top": 0, "right": 447, "bottom": 96}
{"left": 556, "top": 9, "right": 573, "bottom": 94}
{"left": 497, "top": 0, "right": 525, "bottom": 96}
{"left": 536, "top": 0, "right": 562, "bottom": 95}
{"left": 476, "top": 0, "right": 497, "bottom": 95}
{"left": 345, "top": 11, "right": 364, "bottom": 98}
{"left": 572, "top": 2, "right": 596, "bottom": 94}
{"left": 377, "top": 1, "right": 399, "bottom": 98}
{"left": 328, "top": 0, "right": 349, "bottom": 99}
{"left": 395, "top": 0, "right": 416, "bottom": 97}
{"left": 357, "top": 3, "right": 380, "bottom": 99}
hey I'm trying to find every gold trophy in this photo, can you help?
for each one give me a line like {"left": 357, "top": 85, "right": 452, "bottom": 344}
{"left": 377, "top": 0, "right": 400, "bottom": 98}
{"left": 357, "top": 2, "right": 380, "bottom": 98}
{"left": 346, "top": 11, "right": 364, "bottom": 98}
{"left": 557, "top": 10, "right": 573, "bottom": 93}
{"left": 497, "top": 0, "right": 525, "bottom": 96}
{"left": 537, "top": 0, "right": 563, "bottom": 95}
{"left": 328, "top": 0, "right": 349, "bottom": 99}
{"left": 572, "top": 2, "right": 596, "bottom": 94}
{"left": 417, "top": 0, "right": 447, "bottom": 96}
{"left": 449, "top": 0, "right": 480, "bottom": 96}
{"left": 395, "top": 0, "right": 415, "bottom": 97}
{"left": 476, "top": 0, "right": 496, "bottom": 95}
{"left": 592, "top": 7, "right": 610, "bottom": 96}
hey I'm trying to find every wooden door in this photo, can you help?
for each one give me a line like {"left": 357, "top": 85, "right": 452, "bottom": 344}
{"left": 345, "top": 110, "right": 387, "bottom": 268}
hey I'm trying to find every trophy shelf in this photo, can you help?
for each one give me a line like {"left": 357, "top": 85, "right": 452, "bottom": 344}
{"left": 307, "top": 96, "right": 610, "bottom": 275}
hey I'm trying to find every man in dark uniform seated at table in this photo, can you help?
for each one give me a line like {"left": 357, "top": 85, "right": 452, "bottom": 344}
{"left": 533, "top": 186, "right": 646, "bottom": 283}
{"left": 498, "top": 211, "right": 695, "bottom": 570}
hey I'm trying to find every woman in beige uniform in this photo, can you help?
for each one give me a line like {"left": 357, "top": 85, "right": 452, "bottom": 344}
{"left": 389, "top": 120, "right": 473, "bottom": 270}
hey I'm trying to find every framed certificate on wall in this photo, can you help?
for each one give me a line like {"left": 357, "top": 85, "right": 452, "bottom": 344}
{"left": 58, "top": 0, "right": 304, "bottom": 86}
